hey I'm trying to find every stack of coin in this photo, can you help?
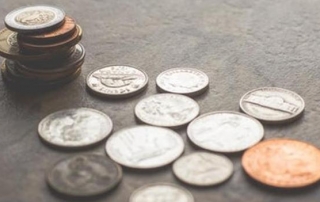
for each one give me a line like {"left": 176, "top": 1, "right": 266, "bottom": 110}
{"left": 0, "top": 5, "right": 84, "bottom": 89}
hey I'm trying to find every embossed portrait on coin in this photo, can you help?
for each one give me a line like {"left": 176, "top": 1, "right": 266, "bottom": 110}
{"left": 15, "top": 10, "right": 55, "bottom": 25}
{"left": 93, "top": 70, "right": 142, "bottom": 89}
{"left": 6, "top": 33, "right": 19, "bottom": 52}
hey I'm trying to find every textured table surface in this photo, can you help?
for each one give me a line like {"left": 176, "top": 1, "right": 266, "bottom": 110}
{"left": 1, "top": 0, "right": 320, "bottom": 202}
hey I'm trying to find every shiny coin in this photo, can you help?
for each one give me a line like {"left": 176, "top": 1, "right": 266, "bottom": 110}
{"left": 173, "top": 152, "right": 233, "bottom": 186}
{"left": 38, "top": 108, "right": 113, "bottom": 148}
{"left": 240, "top": 87, "right": 305, "bottom": 123}
{"left": 135, "top": 93, "right": 199, "bottom": 128}
{"left": 47, "top": 154, "right": 122, "bottom": 196}
{"left": 106, "top": 125, "right": 184, "bottom": 169}
{"left": 156, "top": 68, "right": 209, "bottom": 96}
{"left": 187, "top": 111, "right": 264, "bottom": 153}
{"left": 242, "top": 139, "right": 320, "bottom": 188}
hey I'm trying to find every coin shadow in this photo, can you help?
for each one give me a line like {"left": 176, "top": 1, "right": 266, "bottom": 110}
{"left": 155, "top": 85, "right": 209, "bottom": 99}
{"left": 122, "top": 163, "right": 171, "bottom": 175}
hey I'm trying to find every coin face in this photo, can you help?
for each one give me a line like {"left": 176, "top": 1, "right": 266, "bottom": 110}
{"left": 240, "top": 87, "right": 305, "bottom": 123}
{"left": 156, "top": 68, "right": 209, "bottom": 96}
{"left": 242, "top": 139, "right": 320, "bottom": 188}
{"left": 135, "top": 94, "right": 200, "bottom": 128}
{"left": 38, "top": 108, "right": 113, "bottom": 148}
{"left": 173, "top": 152, "right": 233, "bottom": 186}
{"left": 47, "top": 154, "right": 122, "bottom": 196}
{"left": 187, "top": 111, "right": 264, "bottom": 152}
{"left": 106, "top": 125, "right": 184, "bottom": 169}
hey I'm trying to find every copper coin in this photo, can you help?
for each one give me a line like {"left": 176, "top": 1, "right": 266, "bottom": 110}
{"left": 242, "top": 138, "right": 320, "bottom": 188}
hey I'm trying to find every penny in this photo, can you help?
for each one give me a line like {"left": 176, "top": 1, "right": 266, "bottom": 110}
{"left": 86, "top": 66, "right": 148, "bottom": 98}
{"left": 38, "top": 108, "right": 113, "bottom": 148}
{"left": 240, "top": 87, "right": 305, "bottom": 123}
{"left": 187, "top": 111, "right": 264, "bottom": 153}
{"left": 156, "top": 68, "right": 209, "bottom": 96}
{"left": 135, "top": 93, "right": 200, "bottom": 128}
{"left": 47, "top": 154, "right": 122, "bottom": 197}
{"left": 173, "top": 152, "right": 233, "bottom": 186}
{"left": 106, "top": 125, "right": 184, "bottom": 169}
{"left": 242, "top": 138, "right": 320, "bottom": 188}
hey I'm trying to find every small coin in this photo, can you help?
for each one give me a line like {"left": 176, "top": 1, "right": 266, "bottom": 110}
{"left": 47, "top": 154, "right": 122, "bottom": 197}
{"left": 38, "top": 108, "right": 113, "bottom": 148}
{"left": 156, "top": 68, "right": 209, "bottom": 96}
{"left": 86, "top": 66, "right": 148, "bottom": 98}
{"left": 240, "top": 87, "right": 305, "bottom": 123}
{"left": 242, "top": 138, "right": 320, "bottom": 188}
{"left": 187, "top": 111, "right": 264, "bottom": 153}
{"left": 173, "top": 152, "right": 233, "bottom": 186}
{"left": 135, "top": 93, "right": 200, "bottom": 128}
{"left": 130, "top": 183, "right": 194, "bottom": 202}
{"left": 106, "top": 125, "right": 184, "bottom": 169}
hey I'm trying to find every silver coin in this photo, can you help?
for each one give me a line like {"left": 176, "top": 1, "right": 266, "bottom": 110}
{"left": 47, "top": 154, "right": 122, "bottom": 197}
{"left": 86, "top": 66, "right": 148, "bottom": 98}
{"left": 156, "top": 68, "right": 209, "bottom": 96}
{"left": 135, "top": 93, "right": 200, "bottom": 128}
{"left": 173, "top": 152, "right": 233, "bottom": 186}
{"left": 240, "top": 87, "right": 305, "bottom": 123}
{"left": 106, "top": 125, "right": 184, "bottom": 169}
{"left": 187, "top": 111, "right": 264, "bottom": 153}
{"left": 38, "top": 108, "right": 113, "bottom": 148}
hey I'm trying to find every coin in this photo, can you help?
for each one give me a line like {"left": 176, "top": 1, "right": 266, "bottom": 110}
{"left": 86, "top": 66, "right": 148, "bottom": 98}
{"left": 242, "top": 138, "right": 320, "bottom": 188}
{"left": 106, "top": 125, "right": 184, "bottom": 169}
{"left": 130, "top": 183, "right": 194, "bottom": 202}
{"left": 156, "top": 68, "right": 209, "bottom": 96}
{"left": 240, "top": 87, "right": 305, "bottom": 123}
{"left": 173, "top": 152, "right": 233, "bottom": 186}
{"left": 47, "top": 154, "right": 122, "bottom": 197}
{"left": 38, "top": 108, "right": 113, "bottom": 148}
{"left": 135, "top": 93, "right": 200, "bottom": 128}
{"left": 187, "top": 111, "right": 264, "bottom": 153}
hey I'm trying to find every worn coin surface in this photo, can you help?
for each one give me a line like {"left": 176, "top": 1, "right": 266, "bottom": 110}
{"left": 106, "top": 125, "right": 184, "bottom": 169}
{"left": 156, "top": 68, "right": 209, "bottom": 96}
{"left": 240, "top": 87, "right": 305, "bottom": 123}
{"left": 38, "top": 108, "right": 113, "bottom": 148}
{"left": 173, "top": 152, "right": 233, "bottom": 186}
{"left": 187, "top": 111, "right": 264, "bottom": 153}
{"left": 242, "top": 138, "right": 320, "bottom": 188}
{"left": 47, "top": 154, "right": 122, "bottom": 196}
{"left": 135, "top": 93, "right": 200, "bottom": 128}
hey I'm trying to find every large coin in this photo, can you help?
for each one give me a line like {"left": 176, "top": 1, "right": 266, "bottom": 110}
{"left": 47, "top": 154, "right": 122, "bottom": 196}
{"left": 38, "top": 108, "right": 113, "bottom": 148}
{"left": 135, "top": 93, "right": 199, "bottom": 128}
{"left": 242, "top": 139, "right": 320, "bottom": 188}
{"left": 173, "top": 152, "right": 233, "bottom": 186}
{"left": 240, "top": 87, "right": 305, "bottom": 123}
{"left": 106, "top": 125, "right": 184, "bottom": 169}
{"left": 187, "top": 111, "right": 264, "bottom": 153}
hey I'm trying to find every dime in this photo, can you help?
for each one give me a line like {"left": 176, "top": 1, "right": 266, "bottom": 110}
{"left": 86, "top": 66, "right": 148, "bottom": 98}
{"left": 38, "top": 108, "right": 113, "bottom": 148}
{"left": 135, "top": 93, "right": 199, "bottom": 128}
{"left": 47, "top": 154, "right": 122, "bottom": 196}
{"left": 240, "top": 87, "right": 305, "bottom": 123}
{"left": 106, "top": 125, "right": 184, "bottom": 169}
{"left": 156, "top": 68, "right": 209, "bottom": 96}
{"left": 242, "top": 139, "right": 320, "bottom": 188}
{"left": 187, "top": 111, "right": 264, "bottom": 153}
{"left": 173, "top": 152, "right": 233, "bottom": 186}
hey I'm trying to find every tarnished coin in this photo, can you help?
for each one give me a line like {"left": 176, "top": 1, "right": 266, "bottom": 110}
{"left": 130, "top": 183, "right": 194, "bottom": 202}
{"left": 156, "top": 68, "right": 209, "bottom": 96}
{"left": 135, "top": 93, "right": 200, "bottom": 128}
{"left": 47, "top": 154, "right": 122, "bottom": 196}
{"left": 240, "top": 87, "right": 305, "bottom": 123}
{"left": 173, "top": 152, "right": 233, "bottom": 186}
{"left": 86, "top": 66, "right": 148, "bottom": 98}
{"left": 187, "top": 111, "right": 264, "bottom": 153}
{"left": 38, "top": 108, "right": 113, "bottom": 148}
{"left": 242, "top": 139, "right": 320, "bottom": 188}
{"left": 106, "top": 125, "right": 184, "bottom": 169}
